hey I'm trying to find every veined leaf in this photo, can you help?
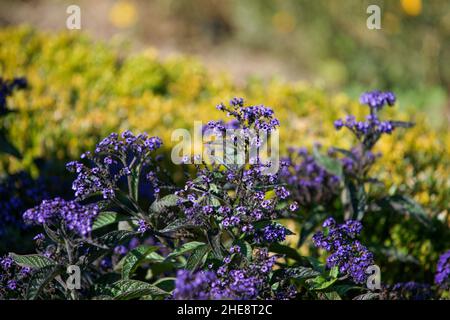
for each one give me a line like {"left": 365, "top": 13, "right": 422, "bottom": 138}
{"left": 150, "top": 194, "right": 182, "bottom": 214}
{"left": 92, "top": 211, "right": 126, "bottom": 231}
{"left": 26, "top": 265, "right": 63, "bottom": 300}
{"left": 159, "top": 218, "right": 196, "bottom": 233}
{"left": 288, "top": 266, "right": 321, "bottom": 280}
{"left": 10, "top": 253, "right": 57, "bottom": 269}
{"left": 324, "top": 291, "right": 342, "bottom": 300}
{"left": 353, "top": 292, "right": 380, "bottom": 300}
{"left": 185, "top": 244, "right": 210, "bottom": 270}
{"left": 99, "top": 230, "right": 136, "bottom": 247}
{"left": 111, "top": 280, "right": 169, "bottom": 300}
{"left": 165, "top": 241, "right": 205, "bottom": 261}
{"left": 233, "top": 240, "right": 253, "bottom": 261}
{"left": 122, "top": 245, "right": 159, "bottom": 280}
{"left": 311, "top": 276, "right": 337, "bottom": 290}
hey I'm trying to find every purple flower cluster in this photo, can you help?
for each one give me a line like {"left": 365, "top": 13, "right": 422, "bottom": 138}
{"left": 172, "top": 249, "right": 291, "bottom": 300}
{"left": 359, "top": 90, "right": 396, "bottom": 111}
{"left": 66, "top": 131, "right": 162, "bottom": 200}
{"left": 280, "top": 147, "right": 341, "bottom": 207}
{"left": 214, "top": 97, "right": 279, "bottom": 133}
{"left": 334, "top": 114, "right": 395, "bottom": 135}
{"left": 173, "top": 269, "right": 218, "bottom": 300}
{"left": 434, "top": 249, "right": 450, "bottom": 289}
{"left": 254, "top": 223, "right": 289, "bottom": 244}
{"left": 334, "top": 91, "right": 403, "bottom": 146}
{"left": 23, "top": 197, "right": 99, "bottom": 236}
{"left": 0, "top": 255, "right": 31, "bottom": 298}
{"left": 0, "top": 76, "right": 27, "bottom": 113}
{"left": 312, "top": 217, "right": 374, "bottom": 284}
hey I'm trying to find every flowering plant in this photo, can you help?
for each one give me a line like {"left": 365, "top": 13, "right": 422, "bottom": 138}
{"left": 1, "top": 93, "right": 448, "bottom": 300}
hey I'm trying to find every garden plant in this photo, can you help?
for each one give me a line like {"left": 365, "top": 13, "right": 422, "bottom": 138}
{"left": 0, "top": 28, "right": 449, "bottom": 301}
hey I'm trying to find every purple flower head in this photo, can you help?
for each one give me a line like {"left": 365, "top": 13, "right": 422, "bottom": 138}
{"left": 313, "top": 218, "right": 374, "bottom": 284}
{"left": 359, "top": 90, "right": 396, "bottom": 110}
{"left": 67, "top": 131, "right": 162, "bottom": 201}
{"left": 435, "top": 249, "right": 450, "bottom": 289}
{"left": 23, "top": 198, "right": 99, "bottom": 237}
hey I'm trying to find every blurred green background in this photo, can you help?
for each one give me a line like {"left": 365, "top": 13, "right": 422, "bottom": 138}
{"left": 0, "top": 0, "right": 449, "bottom": 125}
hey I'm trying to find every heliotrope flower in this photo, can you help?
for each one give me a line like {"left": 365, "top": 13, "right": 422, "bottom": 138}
{"left": 23, "top": 198, "right": 99, "bottom": 237}
{"left": 66, "top": 131, "right": 162, "bottom": 200}
{"left": 312, "top": 217, "right": 374, "bottom": 284}
{"left": 435, "top": 249, "right": 450, "bottom": 289}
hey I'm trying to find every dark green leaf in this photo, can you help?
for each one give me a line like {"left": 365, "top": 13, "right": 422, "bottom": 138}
{"left": 185, "top": 244, "right": 210, "bottom": 271}
{"left": 150, "top": 194, "right": 182, "bottom": 213}
{"left": 233, "top": 240, "right": 253, "bottom": 261}
{"left": 92, "top": 211, "right": 126, "bottom": 231}
{"left": 10, "top": 253, "right": 57, "bottom": 269}
{"left": 353, "top": 292, "right": 380, "bottom": 300}
{"left": 111, "top": 280, "right": 169, "bottom": 300}
{"left": 165, "top": 241, "right": 205, "bottom": 261}
{"left": 26, "top": 265, "right": 63, "bottom": 300}
{"left": 159, "top": 218, "right": 196, "bottom": 233}
{"left": 288, "top": 266, "right": 321, "bottom": 280}
{"left": 122, "top": 245, "right": 159, "bottom": 280}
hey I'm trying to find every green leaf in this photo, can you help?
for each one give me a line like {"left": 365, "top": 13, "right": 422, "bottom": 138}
{"left": 92, "top": 211, "right": 126, "bottom": 231}
{"left": 353, "top": 292, "right": 380, "bottom": 300}
{"left": 185, "top": 244, "right": 210, "bottom": 270}
{"left": 233, "top": 240, "right": 253, "bottom": 261}
{"left": 26, "top": 265, "right": 63, "bottom": 300}
{"left": 311, "top": 276, "right": 337, "bottom": 290}
{"left": 305, "top": 256, "right": 325, "bottom": 273}
{"left": 152, "top": 277, "right": 176, "bottom": 292}
{"left": 329, "top": 266, "right": 339, "bottom": 279}
{"left": 313, "top": 146, "right": 343, "bottom": 178}
{"left": 288, "top": 266, "right": 321, "bottom": 280}
{"left": 111, "top": 280, "right": 169, "bottom": 300}
{"left": 150, "top": 194, "right": 182, "bottom": 213}
{"left": 159, "top": 218, "right": 196, "bottom": 233}
{"left": 99, "top": 230, "right": 136, "bottom": 247}
{"left": 122, "top": 245, "right": 159, "bottom": 280}
{"left": 324, "top": 291, "right": 342, "bottom": 300}
{"left": 165, "top": 241, "right": 205, "bottom": 261}
{"left": 10, "top": 253, "right": 57, "bottom": 269}
{"left": 86, "top": 230, "right": 136, "bottom": 264}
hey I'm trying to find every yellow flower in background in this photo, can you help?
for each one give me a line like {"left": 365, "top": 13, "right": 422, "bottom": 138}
{"left": 272, "top": 11, "right": 296, "bottom": 34}
{"left": 401, "top": 0, "right": 422, "bottom": 16}
{"left": 109, "top": 0, "right": 138, "bottom": 29}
